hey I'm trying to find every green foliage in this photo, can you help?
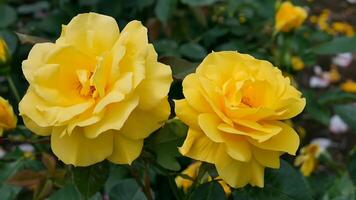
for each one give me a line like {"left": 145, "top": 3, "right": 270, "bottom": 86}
{"left": 233, "top": 160, "right": 312, "bottom": 200}
{"left": 314, "top": 37, "right": 356, "bottom": 54}
{"left": 73, "top": 162, "right": 110, "bottom": 199}
{"left": 334, "top": 104, "right": 356, "bottom": 132}
{"left": 189, "top": 181, "right": 226, "bottom": 200}
{"left": 147, "top": 119, "right": 188, "bottom": 171}
{"left": 108, "top": 179, "right": 147, "bottom": 200}
{"left": 0, "top": 0, "right": 355, "bottom": 199}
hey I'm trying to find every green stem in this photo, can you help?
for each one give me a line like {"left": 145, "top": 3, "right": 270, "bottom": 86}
{"left": 153, "top": 162, "right": 183, "bottom": 200}
{"left": 6, "top": 74, "right": 20, "bottom": 103}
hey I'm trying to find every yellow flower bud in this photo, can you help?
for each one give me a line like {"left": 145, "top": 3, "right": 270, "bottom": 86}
{"left": 275, "top": 2, "right": 307, "bottom": 32}
{"left": 291, "top": 56, "right": 305, "bottom": 71}
{"left": 0, "top": 96, "right": 17, "bottom": 136}
{"left": 0, "top": 38, "right": 10, "bottom": 67}
{"left": 341, "top": 80, "right": 356, "bottom": 93}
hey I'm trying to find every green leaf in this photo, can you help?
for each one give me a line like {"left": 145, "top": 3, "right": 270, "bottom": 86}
{"left": 148, "top": 119, "right": 188, "bottom": 171}
{"left": 303, "top": 89, "right": 330, "bottom": 125}
{"left": 73, "top": 162, "right": 110, "bottom": 199}
{"left": 0, "top": 184, "right": 21, "bottom": 200}
{"left": 155, "top": 0, "right": 177, "bottom": 24}
{"left": 160, "top": 56, "right": 197, "bottom": 79}
{"left": 154, "top": 39, "right": 180, "bottom": 57}
{"left": 334, "top": 104, "right": 356, "bottom": 132}
{"left": 104, "top": 165, "right": 130, "bottom": 193}
{"left": 189, "top": 181, "right": 226, "bottom": 200}
{"left": 322, "top": 173, "right": 355, "bottom": 200}
{"left": 179, "top": 42, "right": 207, "bottom": 60}
{"left": 313, "top": 37, "right": 356, "bottom": 54}
{"left": 307, "top": 172, "right": 337, "bottom": 199}
{"left": 347, "top": 149, "right": 356, "bottom": 185}
{"left": 0, "top": 30, "right": 19, "bottom": 55}
{"left": 180, "top": 0, "right": 219, "bottom": 6}
{"left": 49, "top": 184, "right": 81, "bottom": 200}
{"left": 318, "top": 89, "right": 356, "bottom": 105}
{"left": 233, "top": 160, "right": 312, "bottom": 200}
{"left": 0, "top": 5, "right": 17, "bottom": 28}
{"left": 108, "top": 179, "right": 146, "bottom": 200}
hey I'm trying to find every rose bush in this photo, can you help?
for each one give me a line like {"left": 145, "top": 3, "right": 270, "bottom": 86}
{"left": 19, "top": 13, "right": 173, "bottom": 166}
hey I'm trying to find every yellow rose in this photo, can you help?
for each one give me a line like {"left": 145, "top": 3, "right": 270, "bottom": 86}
{"left": 175, "top": 51, "right": 306, "bottom": 188}
{"left": 275, "top": 2, "right": 307, "bottom": 32}
{"left": 0, "top": 97, "right": 17, "bottom": 136}
{"left": 19, "top": 13, "right": 173, "bottom": 166}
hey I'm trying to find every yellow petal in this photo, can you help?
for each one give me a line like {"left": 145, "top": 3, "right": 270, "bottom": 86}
{"left": 174, "top": 99, "right": 200, "bottom": 129}
{"left": 108, "top": 133, "right": 143, "bottom": 164}
{"left": 114, "top": 20, "right": 148, "bottom": 88}
{"left": 120, "top": 98, "right": 170, "bottom": 140}
{"left": 22, "top": 116, "right": 51, "bottom": 136}
{"left": 179, "top": 128, "right": 222, "bottom": 163}
{"left": 22, "top": 43, "right": 54, "bottom": 83}
{"left": 215, "top": 148, "right": 251, "bottom": 188}
{"left": 93, "top": 72, "right": 133, "bottom": 113}
{"left": 84, "top": 96, "right": 139, "bottom": 138}
{"left": 252, "top": 146, "right": 280, "bottom": 168}
{"left": 136, "top": 44, "right": 172, "bottom": 110}
{"left": 182, "top": 74, "right": 213, "bottom": 113}
{"left": 248, "top": 121, "right": 299, "bottom": 155}
{"left": 223, "top": 134, "right": 252, "bottom": 162}
{"left": 198, "top": 113, "right": 224, "bottom": 143}
{"left": 51, "top": 127, "right": 113, "bottom": 166}
{"left": 57, "top": 12, "right": 120, "bottom": 55}
{"left": 218, "top": 123, "right": 276, "bottom": 143}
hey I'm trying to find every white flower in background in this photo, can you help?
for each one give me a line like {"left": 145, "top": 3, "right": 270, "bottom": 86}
{"left": 0, "top": 147, "right": 6, "bottom": 158}
{"left": 309, "top": 76, "right": 330, "bottom": 88}
{"left": 313, "top": 65, "right": 323, "bottom": 75}
{"left": 311, "top": 138, "right": 332, "bottom": 154}
{"left": 329, "top": 115, "right": 348, "bottom": 134}
{"left": 347, "top": 0, "right": 356, "bottom": 4}
{"left": 18, "top": 143, "right": 34, "bottom": 153}
{"left": 332, "top": 53, "right": 353, "bottom": 68}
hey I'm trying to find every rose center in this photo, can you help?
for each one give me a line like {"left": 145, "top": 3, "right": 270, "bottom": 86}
{"left": 76, "top": 70, "right": 98, "bottom": 98}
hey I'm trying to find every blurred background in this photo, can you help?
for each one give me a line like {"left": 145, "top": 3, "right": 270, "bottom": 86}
{"left": 0, "top": 0, "right": 355, "bottom": 199}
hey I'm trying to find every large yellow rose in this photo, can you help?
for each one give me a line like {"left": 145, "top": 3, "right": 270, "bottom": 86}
{"left": 0, "top": 97, "right": 17, "bottom": 136}
{"left": 19, "top": 13, "right": 173, "bottom": 166}
{"left": 275, "top": 2, "right": 307, "bottom": 32}
{"left": 175, "top": 51, "right": 306, "bottom": 188}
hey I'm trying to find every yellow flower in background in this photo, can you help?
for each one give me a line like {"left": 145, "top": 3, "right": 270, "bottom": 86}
{"left": 175, "top": 51, "right": 306, "bottom": 188}
{"left": 175, "top": 162, "right": 231, "bottom": 196}
{"left": 331, "top": 22, "right": 355, "bottom": 37}
{"left": 19, "top": 13, "right": 173, "bottom": 166}
{"left": 291, "top": 56, "right": 305, "bottom": 71}
{"left": 294, "top": 143, "right": 321, "bottom": 176}
{"left": 0, "top": 38, "right": 10, "bottom": 65}
{"left": 0, "top": 97, "right": 17, "bottom": 136}
{"left": 275, "top": 2, "right": 307, "bottom": 32}
{"left": 341, "top": 80, "right": 356, "bottom": 93}
{"left": 175, "top": 162, "right": 201, "bottom": 192}
{"left": 323, "top": 66, "right": 341, "bottom": 83}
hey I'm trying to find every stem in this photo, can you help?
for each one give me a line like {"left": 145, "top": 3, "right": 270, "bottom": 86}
{"left": 6, "top": 74, "right": 20, "bottom": 103}
{"left": 130, "top": 167, "right": 153, "bottom": 200}
{"left": 152, "top": 162, "right": 183, "bottom": 200}
{"left": 143, "top": 164, "right": 154, "bottom": 200}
